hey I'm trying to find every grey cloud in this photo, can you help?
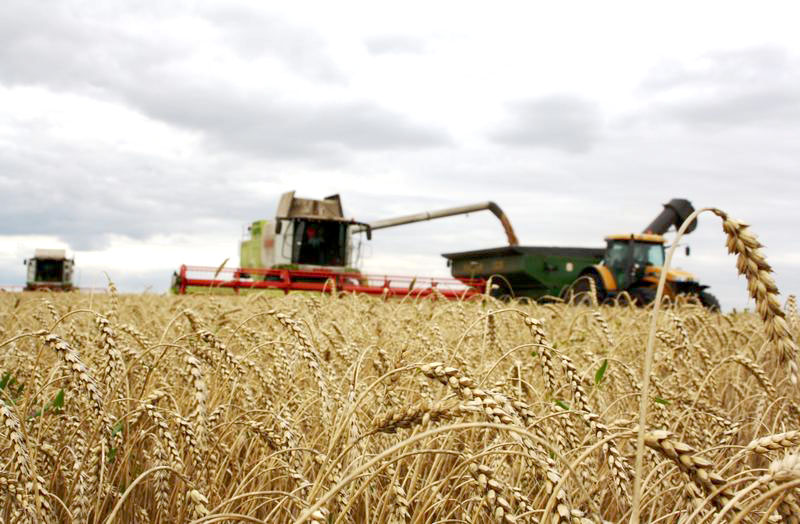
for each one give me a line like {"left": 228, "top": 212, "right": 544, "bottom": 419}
{"left": 0, "top": 2, "right": 164, "bottom": 91}
{"left": 207, "top": 5, "right": 346, "bottom": 83}
{"left": 0, "top": 129, "right": 276, "bottom": 249}
{"left": 0, "top": 0, "right": 450, "bottom": 160}
{"left": 365, "top": 36, "right": 426, "bottom": 55}
{"left": 639, "top": 47, "right": 800, "bottom": 128}
{"left": 642, "top": 47, "right": 793, "bottom": 91}
{"left": 489, "top": 95, "right": 603, "bottom": 153}
{"left": 0, "top": 2, "right": 341, "bottom": 86}
{"left": 664, "top": 89, "right": 800, "bottom": 127}
{"left": 128, "top": 81, "right": 450, "bottom": 159}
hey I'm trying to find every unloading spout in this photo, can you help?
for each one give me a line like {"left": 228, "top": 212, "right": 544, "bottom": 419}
{"left": 643, "top": 198, "right": 697, "bottom": 235}
{"left": 365, "top": 201, "right": 519, "bottom": 246}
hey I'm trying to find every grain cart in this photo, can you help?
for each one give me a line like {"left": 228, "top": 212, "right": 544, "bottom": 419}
{"left": 24, "top": 249, "right": 75, "bottom": 291}
{"left": 173, "top": 191, "right": 517, "bottom": 297}
{"left": 443, "top": 198, "right": 719, "bottom": 308}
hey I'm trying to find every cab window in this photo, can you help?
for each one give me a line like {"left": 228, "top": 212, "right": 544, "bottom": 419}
{"left": 605, "top": 242, "right": 628, "bottom": 269}
{"left": 633, "top": 243, "right": 664, "bottom": 266}
{"left": 292, "top": 220, "right": 347, "bottom": 266}
{"left": 36, "top": 259, "right": 64, "bottom": 282}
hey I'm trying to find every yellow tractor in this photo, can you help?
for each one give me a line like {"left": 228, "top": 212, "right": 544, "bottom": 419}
{"left": 573, "top": 199, "right": 719, "bottom": 308}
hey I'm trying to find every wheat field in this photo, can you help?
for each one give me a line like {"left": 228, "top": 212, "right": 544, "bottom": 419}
{"left": 1, "top": 210, "right": 799, "bottom": 524}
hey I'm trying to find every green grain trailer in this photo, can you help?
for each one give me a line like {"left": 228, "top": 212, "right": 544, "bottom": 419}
{"left": 443, "top": 246, "right": 604, "bottom": 299}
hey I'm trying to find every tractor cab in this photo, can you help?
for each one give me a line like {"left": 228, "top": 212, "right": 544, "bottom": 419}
{"left": 603, "top": 233, "right": 665, "bottom": 289}
{"left": 599, "top": 232, "right": 716, "bottom": 307}
{"left": 24, "top": 249, "right": 74, "bottom": 291}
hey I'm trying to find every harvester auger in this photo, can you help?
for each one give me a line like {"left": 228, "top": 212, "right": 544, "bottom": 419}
{"left": 173, "top": 191, "right": 517, "bottom": 298}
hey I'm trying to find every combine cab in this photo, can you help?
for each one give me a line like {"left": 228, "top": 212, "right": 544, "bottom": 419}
{"left": 24, "top": 249, "right": 74, "bottom": 291}
{"left": 238, "top": 192, "right": 369, "bottom": 277}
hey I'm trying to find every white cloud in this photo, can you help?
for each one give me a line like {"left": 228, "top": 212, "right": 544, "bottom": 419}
{"left": 490, "top": 95, "right": 603, "bottom": 153}
{"left": 365, "top": 35, "right": 426, "bottom": 55}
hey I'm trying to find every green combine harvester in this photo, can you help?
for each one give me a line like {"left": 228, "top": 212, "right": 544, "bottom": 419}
{"left": 174, "top": 191, "right": 516, "bottom": 297}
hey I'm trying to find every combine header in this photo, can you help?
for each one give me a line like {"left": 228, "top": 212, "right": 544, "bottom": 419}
{"left": 174, "top": 265, "right": 483, "bottom": 298}
{"left": 173, "top": 191, "right": 515, "bottom": 298}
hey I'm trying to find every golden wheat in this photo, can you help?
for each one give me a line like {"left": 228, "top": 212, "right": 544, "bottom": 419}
{"left": 0, "top": 209, "right": 798, "bottom": 523}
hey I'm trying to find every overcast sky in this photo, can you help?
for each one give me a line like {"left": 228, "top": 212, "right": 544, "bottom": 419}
{"left": 1, "top": 0, "right": 799, "bottom": 310}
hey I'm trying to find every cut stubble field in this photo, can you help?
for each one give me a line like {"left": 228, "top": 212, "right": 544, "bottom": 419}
{"left": 1, "top": 208, "right": 799, "bottom": 523}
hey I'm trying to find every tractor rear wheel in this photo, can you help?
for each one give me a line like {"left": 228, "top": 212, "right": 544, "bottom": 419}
{"left": 567, "top": 272, "right": 606, "bottom": 305}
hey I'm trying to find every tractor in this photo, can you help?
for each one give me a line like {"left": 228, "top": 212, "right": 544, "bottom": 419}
{"left": 571, "top": 199, "right": 718, "bottom": 308}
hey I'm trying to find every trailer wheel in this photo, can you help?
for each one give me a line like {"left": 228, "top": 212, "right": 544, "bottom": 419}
{"left": 486, "top": 275, "right": 515, "bottom": 301}
{"left": 490, "top": 281, "right": 514, "bottom": 301}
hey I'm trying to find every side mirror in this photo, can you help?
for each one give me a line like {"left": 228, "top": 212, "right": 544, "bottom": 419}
{"left": 23, "top": 259, "right": 27, "bottom": 265}
{"left": 275, "top": 220, "right": 282, "bottom": 234}
{"left": 685, "top": 245, "right": 691, "bottom": 256}
{"left": 366, "top": 226, "right": 372, "bottom": 241}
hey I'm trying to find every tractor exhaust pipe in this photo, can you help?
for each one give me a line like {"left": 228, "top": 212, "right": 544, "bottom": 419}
{"left": 643, "top": 198, "right": 698, "bottom": 235}
{"left": 366, "top": 201, "right": 519, "bottom": 246}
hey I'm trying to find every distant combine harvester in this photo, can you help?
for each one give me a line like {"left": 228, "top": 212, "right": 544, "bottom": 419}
{"left": 23, "top": 249, "right": 75, "bottom": 291}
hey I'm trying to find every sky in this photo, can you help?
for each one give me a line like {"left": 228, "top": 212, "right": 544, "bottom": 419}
{"left": 1, "top": 0, "right": 799, "bottom": 310}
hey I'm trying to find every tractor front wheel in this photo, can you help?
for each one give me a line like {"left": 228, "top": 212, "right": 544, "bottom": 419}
{"left": 628, "top": 286, "right": 657, "bottom": 306}
{"left": 699, "top": 291, "right": 720, "bottom": 311}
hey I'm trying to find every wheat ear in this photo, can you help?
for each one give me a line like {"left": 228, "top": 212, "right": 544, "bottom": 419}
{"left": 711, "top": 209, "right": 799, "bottom": 385}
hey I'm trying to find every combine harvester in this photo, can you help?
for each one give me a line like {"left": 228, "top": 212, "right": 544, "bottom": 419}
{"left": 173, "top": 191, "right": 518, "bottom": 298}
{"left": 23, "top": 249, "right": 75, "bottom": 291}
{"left": 4, "top": 249, "right": 103, "bottom": 293}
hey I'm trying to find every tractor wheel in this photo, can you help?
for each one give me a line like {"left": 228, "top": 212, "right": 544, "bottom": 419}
{"left": 699, "top": 291, "right": 720, "bottom": 311}
{"left": 567, "top": 273, "right": 606, "bottom": 306}
{"left": 614, "top": 290, "right": 635, "bottom": 307}
{"left": 628, "top": 286, "right": 657, "bottom": 307}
